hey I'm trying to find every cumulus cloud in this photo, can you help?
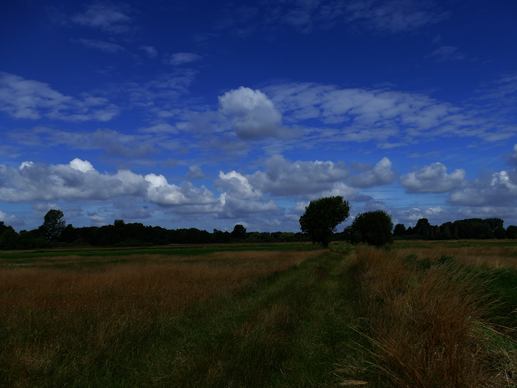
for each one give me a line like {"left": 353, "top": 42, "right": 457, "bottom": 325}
{"left": 448, "top": 170, "right": 517, "bottom": 207}
{"left": 145, "top": 174, "right": 217, "bottom": 206}
{"left": 394, "top": 206, "right": 446, "bottom": 224}
{"left": 309, "top": 182, "right": 359, "bottom": 201}
{"left": 88, "top": 212, "right": 108, "bottom": 225}
{"left": 186, "top": 165, "right": 205, "bottom": 179}
{"left": 349, "top": 157, "right": 396, "bottom": 188}
{"left": 217, "top": 193, "right": 279, "bottom": 219}
{"left": 247, "top": 154, "right": 351, "bottom": 197}
{"left": 0, "top": 72, "right": 119, "bottom": 121}
{"left": 0, "top": 160, "right": 148, "bottom": 202}
{"left": 215, "top": 171, "right": 262, "bottom": 199}
{"left": 0, "top": 210, "right": 25, "bottom": 227}
{"left": 71, "top": 4, "right": 132, "bottom": 33}
{"left": 69, "top": 158, "right": 94, "bottom": 173}
{"left": 400, "top": 162, "right": 466, "bottom": 193}
{"left": 218, "top": 87, "right": 285, "bottom": 139}
{"left": 31, "top": 203, "right": 61, "bottom": 218}
{"left": 115, "top": 204, "right": 152, "bottom": 220}
{"left": 165, "top": 53, "right": 202, "bottom": 66}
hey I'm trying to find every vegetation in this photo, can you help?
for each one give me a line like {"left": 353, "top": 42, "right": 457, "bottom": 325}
{"left": 2, "top": 241, "right": 517, "bottom": 386}
{"left": 0, "top": 247, "right": 362, "bottom": 387}
{"left": 299, "top": 196, "right": 350, "bottom": 248}
{"left": 40, "top": 209, "right": 66, "bottom": 241}
{"left": 2, "top": 204, "right": 517, "bottom": 253}
{"left": 345, "top": 209, "right": 394, "bottom": 247}
{"left": 394, "top": 217, "right": 516, "bottom": 240}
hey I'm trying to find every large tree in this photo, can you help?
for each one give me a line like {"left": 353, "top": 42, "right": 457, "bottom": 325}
{"left": 299, "top": 196, "right": 350, "bottom": 248}
{"left": 41, "top": 209, "right": 66, "bottom": 241}
{"left": 231, "top": 224, "right": 247, "bottom": 240}
{"left": 347, "top": 210, "right": 394, "bottom": 247}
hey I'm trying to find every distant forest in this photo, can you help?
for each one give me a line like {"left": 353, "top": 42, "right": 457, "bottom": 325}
{"left": 0, "top": 215, "right": 516, "bottom": 251}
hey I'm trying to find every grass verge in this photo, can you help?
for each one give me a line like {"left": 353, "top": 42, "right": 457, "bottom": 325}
{"left": 348, "top": 244, "right": 517, "bottom": 387}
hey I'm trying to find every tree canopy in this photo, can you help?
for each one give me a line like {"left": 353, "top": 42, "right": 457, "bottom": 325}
{"left": 299, "top": 196, "right": 350, "bottom": 248}
{"left": 41, "top": 209, "right": 66, "bottom": 241}
{"left": 231, "top": 224, "right": 247, "bottom": 240}
{"left": 346, "top": 210, "right": 394, "bottom": 247}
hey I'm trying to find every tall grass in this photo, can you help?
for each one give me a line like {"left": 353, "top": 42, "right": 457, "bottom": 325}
{"left": 349, "top": 245, "right": 509, "bottom": 387}
{"left": 0, "top": 250, "right": 325, "bottom": 387}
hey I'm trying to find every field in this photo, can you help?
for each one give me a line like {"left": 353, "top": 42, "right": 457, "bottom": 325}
{"left": 2, "top": 241, "right": 517, "bottom": 387}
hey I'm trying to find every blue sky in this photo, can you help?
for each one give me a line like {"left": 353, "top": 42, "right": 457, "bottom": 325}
{"left": 1, "top": 0, "right": 517, "bottom": 233}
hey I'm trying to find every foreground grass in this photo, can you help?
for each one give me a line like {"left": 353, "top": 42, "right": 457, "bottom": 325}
{"left": 348, "top": 243, "right": 517, "bottom": 387}
{"left": 5, "top": 241, "right": 517, "bottom": 387}
{"left": 0, "top": 248, "right": 363, "bottom": 387}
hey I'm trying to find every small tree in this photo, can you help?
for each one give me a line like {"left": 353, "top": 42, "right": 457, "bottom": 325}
{"left": 41, "top": 209, "right": 66, "bottom": 241}
{"left": 348, "top": 210, "right": 393, "bottom": 247}
{"left": 299, "top": 196, "right": 350, "bottom": 248}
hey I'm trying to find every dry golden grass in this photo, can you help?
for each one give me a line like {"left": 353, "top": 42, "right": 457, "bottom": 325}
{"left": 0, "top": 250, "right": 322, "bottom": 316}
{"left": 0, "top": 249, "right": 323, "bottom": 386}
{"left": 351, "top": 245, "right": 501, "bottom": 387}
{"left": 398, "top": 245, "right": 517, "bottom": 269}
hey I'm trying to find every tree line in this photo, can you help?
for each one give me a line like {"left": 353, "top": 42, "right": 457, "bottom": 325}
{"left": 393, "top": 217, "right": 516, "bottom": 240}
{"left": 1, "top": 205, "right": 517, "bottom": 251}
{"left": 0, "top": 210, "right": 310, "bottom": 250}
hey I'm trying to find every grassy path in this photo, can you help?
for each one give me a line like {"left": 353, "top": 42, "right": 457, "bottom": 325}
{"left": 145, "top": 250, "right": 361, "bottom": 387}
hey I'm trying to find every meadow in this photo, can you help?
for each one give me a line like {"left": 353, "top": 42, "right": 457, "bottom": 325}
{"left": 2, "top": 241, "right": 517, "bottom": 387}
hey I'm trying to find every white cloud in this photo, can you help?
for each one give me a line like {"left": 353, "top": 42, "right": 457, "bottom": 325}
{"left": 448, "top": 170, "right": 517, "bottom": 207}
{"left": 349, "top": 157, "right": 396, "bottom": 188}
{"left": 512, "top": 144, "right": 517, "bottom": 164}
{"left": 186, "top": 165, "right": 205, "bottom": 179}
{"left": 0, "top": 210, "right": 25, "bottom": 227}
{"left": 345, "top": 0, "right": 449, "bottom": 33}
{"left": 166, "top": 53, "right": 202, "bottom": 66}
{"left": 69, "top": 158, "right": 94, "bottom": 173}
{"left": 394, "top": 206, "right": 446, "bottom": 224}
{"left": 217, "top": 193, "right": 279, "bottom": 219}
{"left": 71, "top": 4, "right": 131, "bottom": 33}
{"left": 76, "top": 39, "right": 125, "bottom": 53}
{"left": 145, "top": 174, "right": 218, "bottom": 206}
{"left": 399, "top": 163, "right": 466, "bottom": 193}
{"left": 0, "top": 160, "right": 148, "bottom": 202}
{"left": 215, "top": 171, "right": 262, "bottom": 199}
{"left": 310, "top": 182, "right": 359, "bottom": 201}
{"left": 31, "top": 203, "right": 60, "bottom": 218}
{"left": 219, "top": 87, "right": 285, "bottom": 139}
{"left": 0, "top": 72, "right": 119, "bottom": 121}
{"left": 426, "top": 46, "right": 466, "bottom": 62}
{"left": 138, "top": 123, "right": 178, "bottom": 133}
{"left": 264, "top": 81, "right": 487, "bottom": 144}
{"left": 140, "top": 46, "right": 157, "bottom": 58}
{"left": 247, "top": 154, "right": 351, "bottom": 197}
{"left": 8, "top": 127, "right": 159, "bottom": 158}
{"left": 88, "top": 213, "right": 108, "bottom": 225}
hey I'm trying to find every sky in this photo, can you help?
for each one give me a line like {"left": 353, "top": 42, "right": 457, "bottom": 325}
{"left": 1, "top": 0, "right": 517, "bottom": 233}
